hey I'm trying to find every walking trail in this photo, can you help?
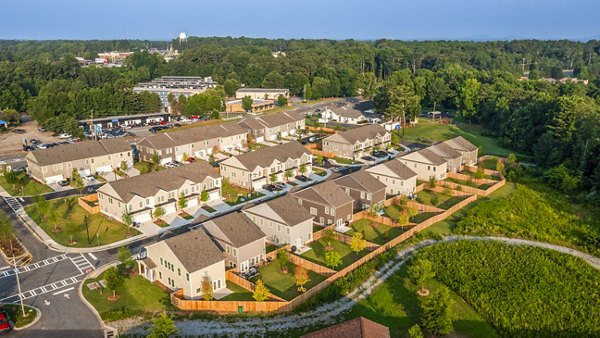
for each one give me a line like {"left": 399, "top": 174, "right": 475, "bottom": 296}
{"left": 111, "top": 236, "right": 600, "bottom": 336}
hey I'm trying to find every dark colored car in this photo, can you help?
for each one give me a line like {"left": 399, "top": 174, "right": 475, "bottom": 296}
{"left": 262, "top": 184, "right": 276, "bottom": 192}
{"left": 361, "top": 155, "right": 375, "bottom": 162}
{"left": 0, "top": 307, "right": 12, "bottom": 334}
{"left": 23, "top": 145, "right": 34, "bottom": 151}
{"left": 58, "top": 180, "right": 69, "bottom": 187}
{"left": 372, "top": 151, "right": 388, "bottom": 158}
{"left": 295, "top": 175, "right": 310, "bottom": 182}
{"left": 187, "top": 157, "right": 196, "bottom": 163}
{"left": 173, "top": 123, "right": 182, "bottom": 127}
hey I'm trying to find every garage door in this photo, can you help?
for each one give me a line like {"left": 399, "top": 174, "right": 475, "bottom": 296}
{"left": 79, "top": 169, "right": 92, "bottom": 177}
{"left": 208, "top": 189, "right": 221, "bottom": 201}
{"left": 45, "top": 175, "right": 64, "bottom": 185}
{"left": 132, "top": 212, "right": 151, "bottom": 223}
{"left": 187, "top": 198, "right": 198, "bottom": 208}
{"left": 163, "top": 204, "right": 176, "bottom": 215}
{"left": 95, "top": 165, "right": 111, "bottom": 174}
{"left": 281, "top": 131, "right": 289, "bottom": 137}
{"left": 160, "top": 157, "right": 173, "bottom": 165}
{"left": 255, "top": 136, "right": 265, "bottom": 143}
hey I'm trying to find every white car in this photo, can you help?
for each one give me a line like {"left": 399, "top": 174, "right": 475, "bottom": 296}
{"left": 58, "top": 133, "right": 72, "bottom": 139}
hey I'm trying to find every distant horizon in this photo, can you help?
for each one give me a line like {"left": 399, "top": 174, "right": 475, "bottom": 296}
{"left": 1, "top": 0, "right": 598, "bottom": 42}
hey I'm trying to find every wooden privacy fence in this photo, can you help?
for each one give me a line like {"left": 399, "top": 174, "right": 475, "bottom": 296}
{"left": 448, "top": 172, "right": 497, "bottom": 185}
{"left": 226, "top": 270, "right": 287, "bottom": 302}
{"left": 171, "top": 289, "right": 287, "bottom": 313}
{"left": 306, "top": 126, "right": 336, "bottom": 134}
{"left": 439, "top": 176, "right": 506, "bottom": 197}
{"left": 306, "top": 148, "right": 337, "bottom": 158}
{"left": 78, "top": 194, "right": 99, "bottom": 214}
{"left": 288, "top": 253, "right": 337, "bottom": 277}
{"left": 464, "top": 164, "right": 504, "bottom": 178}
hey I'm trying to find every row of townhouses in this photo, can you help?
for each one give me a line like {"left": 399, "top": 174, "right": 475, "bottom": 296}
{"left": 238, "top": 111, "right": 305, "bottom": 143}
{"left": 26, "top": 138, "right": 133, "bottom": 184}
{"left": 322, "top": 124, "right": 391, "bottom": 160}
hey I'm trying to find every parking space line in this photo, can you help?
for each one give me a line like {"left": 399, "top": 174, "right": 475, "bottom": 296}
{"left": 88, "top": 253, "right": 98, "bottom": 261}
{"left": 52, "top": 287, "right": 74, "bottom": 296}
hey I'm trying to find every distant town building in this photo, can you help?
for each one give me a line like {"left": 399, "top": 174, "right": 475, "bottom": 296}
{"left": 133, "top": 76, "right": 217, "bottom": 107}
{"left": 235, "top": 88, "right": 290, "bottom": 100}
{"left": 226, "top": 98, "right": 274, "bottom": 113}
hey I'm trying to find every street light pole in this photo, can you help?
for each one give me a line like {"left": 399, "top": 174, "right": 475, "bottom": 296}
{"left": 10, "top": 240, "right": 26, "bottom": 317}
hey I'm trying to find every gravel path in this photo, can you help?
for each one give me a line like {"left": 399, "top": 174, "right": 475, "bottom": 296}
{"left": 111, "top": 236, "right": 600, "bottom": 336}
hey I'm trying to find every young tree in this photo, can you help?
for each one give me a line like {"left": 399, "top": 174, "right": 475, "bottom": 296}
{"left": 474, "top": 165, "right": 485, "bottom": 179}
{"left": 48, "top": 208, "right": 60, "bottom": 232}
{"left": 294, "top": 265, "right": 310, "bottom": 293}
{"left": 428, "top": 176, "right": 437, "bottom": 188}
{"left": 269, "top": 172, "right": 277, "bottom": 184}
{"left": 277, "top": 250, "right": 288, "bottom": 273}
{"left": 117, "top": 246, "right": 133, "bottom": 272}
{"left": 506, "top": 153, "right": 518, "bottom": 168}
{"left": 201, "top": 275, "right": 214, "bottom": 301}
{"left": 299, "top": 163, "right": 307, "bottom": 175}
{"left": 496, "top": 159, "right": 505, "bottom": 173}
{"left": 33, "top": 194, "right": 50, "bottom": 221}
{"left": 104, "top": 266, "right": 124, "bottom": 299}
{"left": 151, "top": 151, "right": 161, "bottom": 169}
{"left": 71, "top": 169, "right": 84, "bottom": 194}
{"left": 120, "top": 160, "right": 128, "bottom": 172}
{"left": 408, "top": 324, "right": 424, "bottom": 338}
{"left": 242, "top": 96, "right": 253, "bottom": 112}
{"left": 200, "top": 190, "right": 209, "bottom": 202}
{"left": 408, "top": 258, "right": 435, "bottom": 294}
{"left": 316, "top": 154, "right": 324, "bottom": 166}
{"left": 252, "top": 279, "right": 270, "bottom": 302}
{"left": 153, "top": 206, "right": 165, "bottom": 220}
{"left": 177, "top": 192, "right": 188, "bottom": 210}
{"left": 284, "top": 169, "right": 293, "bottom": 181}
{"left": 148, "top": 312, "right": 178, "bottom": 338}
{"left": 420, "top": 286, "right": 454, "bottom": 335}
{"left": 122, "top": 208, "right": 132, "bottom": 230}
{"left": 350, "top": 231, "right": 367, "bottom": 255}
{"left": 322, "top": 228, "right": 335, "bottom": 249}
{"left": 325, "top": 250, "right": 342, "bottom": 268}
{"left": 277, "top": 94, "right": 288, "bottom": 107}
{"left": 182, "top": 153, "right": 189, "bottom": 162}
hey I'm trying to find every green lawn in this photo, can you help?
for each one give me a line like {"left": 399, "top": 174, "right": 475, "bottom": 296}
{"left": 251, "top": 262, "right": 327, "bottom": 300}
{"left": 401, "top": 119, "right": 527, "bottom": 159}
{"left": 461, "top": 170, "right": 500, "bottom": 181}
{"left": 82, "top": 273, "right": 175, "bottom": 321}
{"left": 133, "top": 161, "right": 163, "bottom": 174}
{"left": 220, "top": 281, "right": 254, "bottom": 301}
{"left": 410, "top": 212, "right": 439, "bottom": 224}
{"left": 383, "top": 204, "right": 402, "bottom": 220}
{"left": 480, "top": 158, "right": 499, "bottom": 170}
{"left": 345, "top": 262, "right": 498, "bottom": 337}
{"left": 331, "top": 157, "right": 360, "bottom": 165}
{"left": 313, "top": 168, "right": 327, "bottom": 177}
{"left": 25, "top": 197, "right": 139, "bottom": 247}
{"left": 222, "top": 180, "right": 264, "bottom": 205}
{"left": 301, "top": 237, "right": 369, "bottom": 271}
{"left": 3, "top": 304, "right": 38, "bottom": 328}
{"left": 445, "top": 177, "right": 488, "bottom": 189}
{"left": 416, "top": 190, "right": 465, "bottom": 209}
{"left": 0, "top": 172, "right": 53, "bottom": 196}
{"left": 348, "top": 219, "right": 403, "bottom": 245}
{"left": 202, "top": 205, "right": 216, "bottom": 213}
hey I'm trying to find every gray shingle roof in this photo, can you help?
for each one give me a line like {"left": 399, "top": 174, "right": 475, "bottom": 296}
{"left": 368, "top": 159, "right": 418, "bottom": 180}
{"left": 333, "top": 170, "right": 386, "bottom": 193}
{"left": 27, "top": 138, "right": 131, "bottom": 166}
{"left": 431, "top": 142, "right": 462, "bottom": 159}
{"left": 444, "top": 136, "right": 478, "bottom": 152}
{"left": 328, "top": 106, "right": 364, "bottom": 119}
{"left": 324, "top": 124, "right": 388, "bottom": 145}
{"left": 293, "top": 181, "right": 354, "bottom": 207}
{"left": 222, "top": 141, "right": 310, "bottom": 171}
{"left": 418, "top": 148, "right": 447, "bottom": 166}
{"left": 137, "top": 122, "right": 247, "bottom": 149}
{"left": 204, "top": 212, "right": 265, "bottom": 247}
{"left": 246, "top": 195, "right": 313, "bottom": 226}
{"left": 98, "top": 161, "right": 219, "bottom": 203}
{"left": 238, "top": 111, "right": 303, "bottom": 131}
{"left": 163, "top": 229, "right": 225, "bottom": 273}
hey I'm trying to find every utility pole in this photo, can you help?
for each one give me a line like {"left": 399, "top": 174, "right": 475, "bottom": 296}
{"left": 10, "top": 240, "right": 26, "bottom": 317}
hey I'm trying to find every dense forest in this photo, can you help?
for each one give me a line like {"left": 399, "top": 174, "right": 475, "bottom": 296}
{"left": 1, "top": 37, "right": 600, "bottom": 200}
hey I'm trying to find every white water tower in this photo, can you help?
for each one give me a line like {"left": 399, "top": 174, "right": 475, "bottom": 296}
{"left": 178, "top": 32, "right": 187, "bottom": 43}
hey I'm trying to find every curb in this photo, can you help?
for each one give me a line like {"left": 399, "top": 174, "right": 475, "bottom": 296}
{"left": 79, "top": 261, "right": 120, "bottom": 336}
{"left": 1, "top": 303, "right": 42, "bottom": 331}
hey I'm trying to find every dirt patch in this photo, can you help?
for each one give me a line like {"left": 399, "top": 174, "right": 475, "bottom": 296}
{"left": 0, "top": 120, "right": 62, "bottom": 156}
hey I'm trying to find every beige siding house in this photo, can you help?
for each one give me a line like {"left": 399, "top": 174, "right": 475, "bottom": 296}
{"left": 26, "top": 139, "right": 133, "bottom": 184}
{"left": 322, "top": 124, "right": 391, "bottom": 160}
{"left": 321, "top": 106, "right": 366, "bottom": 124}
{"left": 333, "top": 170, "right": 387, "bottom": 211}
{"left": 238, "top": 111, "right": 305, "bottom": 142}
{"left": 443, "top": 136, "right": 479, "bottom": 165}
{"left": 243, "top": 195, "right": 314, "bottom": 249}
{"left": 399, "top": 148, "right": 448, "bottom": 181}
{"left": 137, "top": 123, "right": 247, "bottom": 163}
{"left": 138, "top": 229, "right": 227, "bottom": 299}
{"left": 428, "top": 143, "right": 463, "bottom": 173}
{"left": 235, "top": 88, "right": 289, "bottom": 100}
{"left": 292, "top": 181, "right": 355, "bottom": 228}
{"left": 97, "top": 162, "right": 221, "bottom": 223}
{"left": 219, "top": 141, "right": 312, "bottom": 190}
{"left": 200, "top": 212, "right": 266, "bottom": 273}
{"left": 365, "top": 159, "right": 418, "bottom": 196}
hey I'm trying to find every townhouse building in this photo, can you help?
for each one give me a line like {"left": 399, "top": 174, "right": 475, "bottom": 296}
{"left": 333, "top": 170, "right": 386, "bottom": 211}
{"left": 200, "top": 212, "right": 266, "bottom": 273}
{"left": 292, "top": 181, "right": 354, "bottom": 228}
{"left": 235, "top": 88, "right": 289, "bottom": 100}
{"left": 242, "top": 195, "right": 314, "bottom": 248}
{"left": 428, "top": 142, "right": 463, "bottom": 173}
{"left": 399, "top": 148, "right": 448, "bottom": 181}
{"left": 219, "top": 141, "right": 312, "bottom": 190}
{"left": 136, "top": 123, "right": 247, "bottom": 164}
{"left": 26, "top": 138, "right": 133, "bottom": 185}
{"left": 443, "top": 136, "right": 479, "bottom": 165}
{"left": 365, "top": 159, "right": 418, "bottom": 196}
{"left": 321, "top": 106, "right": 366, "bottom": 124}
{"left": 238, "top": 111, "right": 305, "bottom": 143}
{"left": 322, "top": 124, "right": 391, "bottom": 160}
{"left": 138, "top": 229, "right": 227, "bottom": 299}
{"left": 97, "top": 162, "right": 221, "bottom": 223}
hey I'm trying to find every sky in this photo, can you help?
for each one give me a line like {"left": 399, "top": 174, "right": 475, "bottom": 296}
{"left": 1, "top": 0, "right": 599, "bottom": 41}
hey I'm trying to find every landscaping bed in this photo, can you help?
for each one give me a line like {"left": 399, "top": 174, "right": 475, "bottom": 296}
{"left": 0, "top": 172, "right": 52, "bottom": 196}
{"left": 178, "top": 212, "right": 194, "bottom": 220}
{"left": 83, "top": 272, "right": 175, "bottom": 321}
{"left": 251, "top": 262, "right": 327, "bottom": 300}
{"left": 313, "top": 168, "right": 327, "bottom": 177}
{"left": 222, "top": 180, "right": 264, "bottom": 205}
{"left": 3, "top": 304, "right": 39, "bottom": 329}
{"left": 347, "top": 219, "right": 403, "bottom": 245}
{"left": 154, "top": 219, "right": 169, "bottom": 227}
{"left": 300, "top": 237, "right": 369, "bottom": 271}
{"left": 201, "top": 205, "right": 216, "bottom": 213}
{"left": 25, "top": 197, "right": 139, "bottom": 247}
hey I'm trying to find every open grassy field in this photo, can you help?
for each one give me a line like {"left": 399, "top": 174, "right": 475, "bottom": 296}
{"left": 0, "top": 172, "right": 53, "bottom": 196}
{"left": 401, "top": 119, "right": 529, "bottom": 159}
{"left": 25, "top": 197, "right": 139, "bottom": 247}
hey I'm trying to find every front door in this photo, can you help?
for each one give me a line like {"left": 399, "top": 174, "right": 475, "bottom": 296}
{"left": 336, "top": 218, "right": 343, "bottom": 228}
{"left": 240, "top": 261, "right": 249, "bottom": 272}
{"left": 294, "top": 237, "right": 302, "bottom": 249}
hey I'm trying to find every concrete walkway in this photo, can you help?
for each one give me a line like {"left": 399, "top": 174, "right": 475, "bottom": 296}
{"left": 110, "top": 236, "right": 600, "bottom": 336}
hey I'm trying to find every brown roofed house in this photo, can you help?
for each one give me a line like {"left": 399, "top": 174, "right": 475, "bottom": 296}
{"left": 365, "top": 158, "right": 418, "bottom": 196}
{"left": 322, "top": 124, "right": 391, "bottom": 160}
{"left": 442, "top": 136, "right": 479, "bottom": 165}
{"left": 333, "top": 170, "right": 386, "bottom": 210}
{"left": 399, "top": 147, "right": 448, "bottom": 181}
{"left": 302, "top": 317, "right": 390, "bottom": 338}
{"left": 292, "top": 181, "right": 354, "bottom": 227}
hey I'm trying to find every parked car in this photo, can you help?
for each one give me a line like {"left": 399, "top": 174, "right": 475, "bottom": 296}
{"left": 84, "top": 175, "right": 95, "bottom": 182}
{"left": 361, "top": 155, "right": 375, "bottom": 162}
{"left": 164, "top": 162, "right": 176, "bottom": 168}
{"left": 68, "top": 137, "right": 81, "bottom": 143}
{"left": 314, "top": 108, "right": 321, "bottom": 112}
{"left": 37, "top": 144, "right": 50, "bottom": 149}
{"left": 30, "top": 139, "right": 41, "bottom": 145}
{"left": 86, "top": 186, "right": 99, "bottom": 193}
{"left": 372, "top": 151, "right": 388, "bottom": 158}
{"left": 58, "top": 180, "right": 69, "bottom": 187}
{"left": 0, "top": 307, "right": 11, "bottom": 334}
{"left": 295, "top": 175, "right": 310, "bottom": 182}
{"left": 172, "top": 161, "right": 181, "bottom": 166}
{"left": 58, "top": 133, "right": 72, "bottom": 139}
{"left": 23, "top": 145, "right": 34, "bottom": 151}
{"left": 38, "top": 127, "right": 46, "bottom": 132}
{"left": 273, "top": 182, "right": 287, "bottom": 190}
{"left": 173, "top": 123, "right": 182, "bottom": 127}
{"left": 187, "top": 157, "right": 196, "bottom": 163}
{"left": 262, "top": 184, "right": 276, "bottom": 192}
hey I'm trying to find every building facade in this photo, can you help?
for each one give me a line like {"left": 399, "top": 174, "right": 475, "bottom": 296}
{"left": 322, "top": 124, "right": 391, "bottom": 160}
{"left": 365, "top": 159, "right": 418, "bottom": 196}
{"left": 399, "top": 148, "right": 448, "bottom": 181}
{"left": 292, "top": 181, "right": 354, "bottom": 228}
{"left": 235, "top": 88, "right": 289, "bottom": 100}
{"left": 333, "top": 170, "right": 386, "bottom": 211}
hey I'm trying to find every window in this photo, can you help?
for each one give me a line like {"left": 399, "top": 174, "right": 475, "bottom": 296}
{"left": 178, "top": 268, "right": 181, "bottom": 276}
{"left": 433, "top": 167, "right": 436, "bottom": 171}
{"left": 286, "top": 228, "right": 290, "bottom": 235}
{"left": 330, "top": 208, "right": 335, "bottom": 216}
{"left": 186, "top": 273, "right": 189, "bottom": 281}
{"left": 366, "top": 193, "right": 372, "bottom": 200}
{"left": 347, "top": 214, "right": 352, "bottom": 221}
{"left": 427, "top": 165, "right": 431, "bottom": 170}
{"left": 139, "top": 201, "right": 143, "bottom": 208}
{"left": 160, "top": 257, "right": 163, "bottom": 265}
{"left": 310, "top": 207, "right": 317, "bottom": 216}
{"left": 232, "top": 248, "right": 237, "bottom": 256}
{"left": 159, "top": 272, "right": 162, "bottom": 279}
{"left": 324, "top": 206, "right": 329, "bottom": 214}
{"left": 146, "top": 198, "right": 150, "bottom": 205}
{"left": 360, "top": 191, "right": 365, "bottom": 199}
{"left": 277, "top": 224, "right": 281, "bottom": 232}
